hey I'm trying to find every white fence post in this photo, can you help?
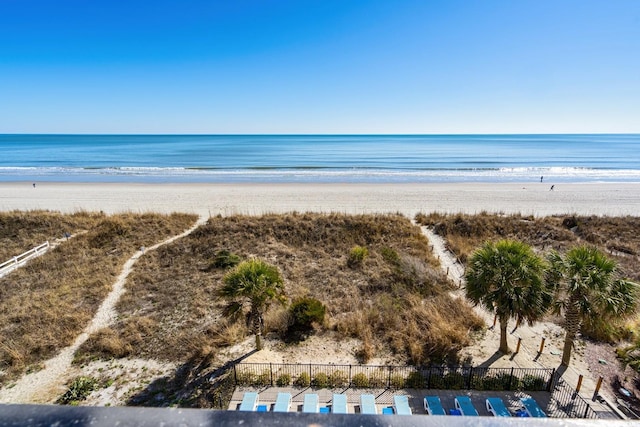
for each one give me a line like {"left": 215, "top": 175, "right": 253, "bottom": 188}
{"left": 0, "top": 241, "right": 50, "bottom": 277}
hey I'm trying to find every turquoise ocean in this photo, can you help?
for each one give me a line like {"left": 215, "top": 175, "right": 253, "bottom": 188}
{"left": 1, "top": 134, "right": 639, "bottom": 183}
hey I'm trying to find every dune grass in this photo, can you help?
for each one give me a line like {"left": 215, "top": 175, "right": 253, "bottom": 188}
{"left": 415, "top": 212, "right": 640, "bottom": 341}
{"left": 0, "top": 210, "right": 104, "bottom": 261}
{"left": 0, "top": 211, "right": 198, "bottom": 385}
{"left": 77, "top": 213, "right": 483, "bottom": 366}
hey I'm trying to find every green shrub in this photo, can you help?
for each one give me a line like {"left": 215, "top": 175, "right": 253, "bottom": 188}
{"left": 498, "top": 373, "right": 520, "bottom": 390}
{"left": 328, "top": 370, "right": 348, "bottom": 388}
{"left": 381, "top": 247, "right": 401, "bottom": 266}
{"left": 287, "top": 297, "right": 326, "bottom": 340}
{"left": 347, "top": 246, "right": 369, "bottom": 268}
{"left": 212, "top": 250, "right": 241, "bottom": 269}
{"left": 312, "top": 372, "right": 329, "bottom": 388}
{"left": 481, "top": 375, "right": 504, "bottom": 391}
{"left": 390, "top": 374, "right": 405, "bottom": 389}
{"left": 57, "top": 376, "right": 98, "bottom": 405}
{"left": 294, "top": 372, "right": 311, "bottom": 388}
{"left": 521, "top": 374, "right": 546, "bottom": 391}
{"left": 276, "top": 373, "right": 291, "bottom": 387}
{"left": 351, "top": 373, "right": 370, "bottom": 388}
{"left": 443, "top": 371, "right": 465, "bottom": 389}
{"left": 368, "top": 370, "right": 387, "bottom": 388}
{"left": 235, "top": 371, "right": 255, "bottom": 386}
{"left": 470, "top": 373, "right": 488, "bottom": 390}
{"left": 406, "top": 371, "right": 426, "bottom": 389}
{"left": 427, "top": 372, "right": 443, "bottom": 389}
{"left": 255, "top": 370, "right": 271, "bottom": 386}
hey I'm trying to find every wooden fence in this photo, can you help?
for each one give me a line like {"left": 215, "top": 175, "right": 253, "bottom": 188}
{"left": 0, "top": 241, "right": 50, "bottom": 278}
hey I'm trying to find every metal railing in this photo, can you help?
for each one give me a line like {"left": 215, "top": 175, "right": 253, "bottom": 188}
{"left": 0, "top": 241, "right": 50, "bottom": 278}
{"left": 233, "top": 363, "right": 554, "bottom": 392}
{"left": 546, "top": 375, "right": 600, "bottom": 419}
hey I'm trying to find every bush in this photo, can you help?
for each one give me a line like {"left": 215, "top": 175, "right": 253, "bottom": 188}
{"left": 211, "top": 250, "right": 241, "bottom": 269}
{"left": 498, "top": 373, "right": 520, "bottom": 390}
{"left": 443, "top": 371, "right": 465, "bottom": 390}
{"left": 521, "top": 374, "right": 546, "bottom": 391}
{"left": 235, "top": 371, "right": 255, "bottom": 386}
{"left": 481, "top": 375, "right": 505, "bottom": 391}
{"left": 57, "top": 376, "right": 99, "bottom": 405}
{"left": 328, "top": 370, "right": 348, "bottom": 388}
{"left": 312, "top": 372, "right": 329, "bottom": 388}
{"left": 276, "top": 373, "right": 291, "bottom": 387}
{"left": 381, "top": 247, "right": 401, "bottom": 266}
{"left": 406, "top": 371, "right": 426, "bottom": 389}
{"left": 427, "top": 372, "right": 443, "bottom": 389}
{"left": 351, "top": 373, "right": 370, "bottom": 388}
{"left": 390, "top": 374, "right": 405, "bottom": 389}
{"left": 368, "top": 370, "right": 387, "bottom": 388}
{"left": 347, "top": 246, "right": 369, "bottom": 268}
{"left": 255, "top": 370, "right": 271, "bottom": 386}
{"left": 294, "top": 372, "right": 311, "bottom": 388}
{"left": 287, "top": 297, "right": 326, "bottom": 341}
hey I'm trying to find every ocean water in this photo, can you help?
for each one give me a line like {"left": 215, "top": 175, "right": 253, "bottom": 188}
{"left": 0, "top": 134, "right": 639, "bottom": 183}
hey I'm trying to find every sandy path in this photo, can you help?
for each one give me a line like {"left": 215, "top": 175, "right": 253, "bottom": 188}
{"left": 0, "top": 215, "right": 208, "bottom": 403}
{"left": 421, "top": 226, "right": 621, "bottom": 415}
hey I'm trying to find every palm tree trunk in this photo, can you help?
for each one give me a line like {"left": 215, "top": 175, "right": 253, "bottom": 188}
{"left": 562, "top": 296, "right": 581, "bottom": 366}
{"left": 499, "top": 315, "right": 510, "bottom": 354}
{"left": 251, "top": 305, "right": 264, "bottom": 351}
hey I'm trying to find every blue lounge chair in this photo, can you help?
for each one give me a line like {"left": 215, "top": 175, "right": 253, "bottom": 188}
{"left": 486, "top": 397, "right": 511, "bottom": 417}
{"left": 273, "top": 392, "right": 291, "bottom": 413}
{"left": 393, "top": 395, "right": 412, "bottom": 415}
{"left": 256, "top": 405, "right": 268, "bottom": 412}
{"left": 423, "top": 396, "right": 446, "bottom": 415}
{"left": 382, "top": 407, "right": 394, "bottom": 414}
{"left": 360, "top": 394, "right": 377, "bottom": 414}
{"left": 332, "top": 394, "right": 348, "bottom": 414}
{"left": 455, "top": 396, "right": 479, "bottom": 416}
{"left": 521, "top": 397, "right": 546, "bottom": 418}
{"left": 320, "top": 407, "right": 330, "bottom": 413}
{"left": 303, "top": 394, "right": 319, "bottom": 413}
{"left": 239, "top": 392, "right": 259, "bottom": 411}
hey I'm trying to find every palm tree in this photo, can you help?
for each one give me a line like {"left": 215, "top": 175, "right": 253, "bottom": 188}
{"left": 219, "top": 259, "right": 286, "bottom": 350}
{"left": 465, "top": 240, "right": 551, "bottom": 354}
{"left": 546, "top": 246, "right": 638, "bottom": 366}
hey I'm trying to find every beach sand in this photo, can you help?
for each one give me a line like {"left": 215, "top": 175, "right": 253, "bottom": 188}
{"left": 1, "top": 182, "right": 639, "bottom": 217}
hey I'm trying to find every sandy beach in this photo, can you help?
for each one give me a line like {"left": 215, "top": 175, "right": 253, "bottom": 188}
{"left": 0, "top": 182, "right": 639, "bottom": 217}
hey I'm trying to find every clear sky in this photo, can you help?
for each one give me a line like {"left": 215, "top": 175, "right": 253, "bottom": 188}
{"left": 1, "top": 0, "right": 639, "bottom": 134}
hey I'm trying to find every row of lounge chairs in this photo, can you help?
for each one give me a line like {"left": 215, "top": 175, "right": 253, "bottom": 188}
{"left": 239, "top": 392, "right": 545, "bottom": 417}
{"left": 425, "top": 395, "right": 546, "bottom": 417}
{"left": 238, "top": 392, "right": 412, "bottom": 415}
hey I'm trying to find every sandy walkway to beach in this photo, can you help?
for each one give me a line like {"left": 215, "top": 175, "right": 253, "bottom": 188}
{"left": 0, "top": 215, "right": 207, "bottom": 404}
{"left": 1, "top": 182, "right": 639, "bottom": 218}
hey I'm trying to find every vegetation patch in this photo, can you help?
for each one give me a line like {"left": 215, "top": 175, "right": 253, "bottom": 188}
{"left": 0, "top": 211, "right": 198, "bottom": 385}
{"left": 77, "top": 213, "right": 482, "bottom": 366}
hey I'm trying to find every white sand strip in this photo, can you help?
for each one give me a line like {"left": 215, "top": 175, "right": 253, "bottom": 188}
{"left": 1, "top": 182, "right": 639, "bottom": 217}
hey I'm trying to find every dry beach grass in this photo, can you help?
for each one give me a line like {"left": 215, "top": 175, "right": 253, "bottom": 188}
{"left": 0, "top": 211, "right": 198, "bottom": 385}
{"left": 1, "top": 183, "right": 640, "bottom": 411}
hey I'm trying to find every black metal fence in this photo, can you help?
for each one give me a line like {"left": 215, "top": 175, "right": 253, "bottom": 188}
{"left": 233, "top": 363, "right": 554, "bottom": 392}
{"left": 546, "top": 376, "right": 600, "bottom": 419}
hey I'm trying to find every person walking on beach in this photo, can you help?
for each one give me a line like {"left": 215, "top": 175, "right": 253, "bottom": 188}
{"left": 550, "top": 185, "right": 554, "bottom": 191}
{"left": 540, "top": 176, "right": 543, "bottom": 183}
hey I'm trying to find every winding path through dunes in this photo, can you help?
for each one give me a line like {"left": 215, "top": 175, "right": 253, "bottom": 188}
{"left": 0, "top": 215, "right": 208, "bottom": 404}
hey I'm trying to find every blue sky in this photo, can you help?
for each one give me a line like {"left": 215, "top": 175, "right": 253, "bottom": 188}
{"left": 1, "top": 0, "right": 639, "bottom": 134}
